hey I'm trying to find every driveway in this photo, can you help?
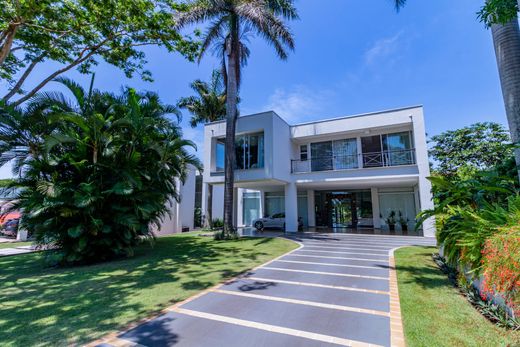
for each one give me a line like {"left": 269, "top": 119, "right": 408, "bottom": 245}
{"left": 95, "top": 233, "right": 435, "bottom": 347}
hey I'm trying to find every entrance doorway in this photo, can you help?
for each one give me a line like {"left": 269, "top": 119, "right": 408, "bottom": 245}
{"left": 315, "top": 190, "right": 373, "bottom": 229}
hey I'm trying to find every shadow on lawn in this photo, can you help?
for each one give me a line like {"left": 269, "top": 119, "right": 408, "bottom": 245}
{"left": 0, "top": 235, "right": 279, "bottom": 346}
{"left": 395, "top": 246, "right": 449, "bottom": 290}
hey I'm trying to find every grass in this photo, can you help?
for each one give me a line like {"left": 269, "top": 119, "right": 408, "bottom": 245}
{"left": 0, "top": 241, "right": 32, "bottom": 249}
{"left": 395, "top": 246, "right": 520, "bottom": 347}
{"left": 0, "top": 233, "right": 297, "bottom": 346}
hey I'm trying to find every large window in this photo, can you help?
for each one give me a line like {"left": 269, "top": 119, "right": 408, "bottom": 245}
{"left": 361, "top": 131, "right": 414, "bottom": 167}
{"left": 310, "top": 138, "right": 357, "bottom": 171}
{"left": 214, "top": 133, "right": 264, "bottom": 172}
{"left": 236, "top": 132, "right": 264, "bottom": 170}
{"left": 243, "top": 192, "right": 260, "bottom": 226}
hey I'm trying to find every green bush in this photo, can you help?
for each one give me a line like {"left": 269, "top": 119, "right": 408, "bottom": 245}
{"left": 211, "top": 218, "right": 224, "bottom": 229}
{"left": 0, "top": 78, "right": 200, "bottom": 265}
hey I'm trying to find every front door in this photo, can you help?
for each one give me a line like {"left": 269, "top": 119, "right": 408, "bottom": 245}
{"left": 326, "top": 193, "right": 358, "bottom": 228}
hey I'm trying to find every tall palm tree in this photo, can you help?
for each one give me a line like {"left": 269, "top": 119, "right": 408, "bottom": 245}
{"left": 177, "top": 0, "right": 298, "bottom": 239}
{"left": 178, "top": 70, "right": 227, "bottom": 227}
{"left": 395, "top": 0, "right": 520, "bottom": 180}
{"left": 489, "top": 18, "right": 520, "bottom": 181}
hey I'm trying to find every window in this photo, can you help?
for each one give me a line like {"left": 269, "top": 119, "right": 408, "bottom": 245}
{"left": 361, "top": 131, "right": 414, "bottom": 167}
{"left": 300, "top": 145, "right": 308, "bottom": 161}
{"left": 310, "top": 138, "right": 357, "bottom": 171}
{"left": 382, "top": 131, "right": 413, "bottom": 166}
{"left": 214, "top": 133, "right": 264, "bottom": 172}
{"left": 235, "top": 132, "right": 264, "bottom": 170}
{"left": 215, "top": 139, "right": 225, "bottom": 172}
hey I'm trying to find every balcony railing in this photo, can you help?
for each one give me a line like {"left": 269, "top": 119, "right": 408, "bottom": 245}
{"left": 291, "top": 148, "right": 416, "bottom": 173}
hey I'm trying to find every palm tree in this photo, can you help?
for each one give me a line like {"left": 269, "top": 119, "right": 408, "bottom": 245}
{"left": 489, "top": 19, "right": 520, "bottom": 181}
{"left": 395, "top": 0, "right": 520, "bottom": 181}
{"left": 178, "top": 70, "right": 227, "bottom": 228}
{"left": 177, "top": 0, "right": 298, "bottom": 239}
{"left": 0, "top": 77, "right": 201, "bottom": 264}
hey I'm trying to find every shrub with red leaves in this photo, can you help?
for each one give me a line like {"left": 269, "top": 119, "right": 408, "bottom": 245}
{"left": 481, "top": 226, "right": 520, "bottom": 317}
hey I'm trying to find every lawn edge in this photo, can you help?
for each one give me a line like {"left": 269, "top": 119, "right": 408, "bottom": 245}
{"left": 389, "top": 246, "right": 411, "bottom": 347}
{"left": 85, "top": 236, "right": 302, "bottom": 347}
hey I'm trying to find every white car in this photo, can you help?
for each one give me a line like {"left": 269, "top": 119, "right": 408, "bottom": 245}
{"left": 252, "top": 213, "right": 303, "bottom": 231}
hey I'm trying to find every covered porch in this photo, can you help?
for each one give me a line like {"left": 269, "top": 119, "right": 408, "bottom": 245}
{"left": 204, "top": 175, "right": 434, "bottom": 237}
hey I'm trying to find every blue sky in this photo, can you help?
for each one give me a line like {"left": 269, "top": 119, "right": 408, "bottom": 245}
{"left": 0, "top": 0, "right": 506, "bottom": 178}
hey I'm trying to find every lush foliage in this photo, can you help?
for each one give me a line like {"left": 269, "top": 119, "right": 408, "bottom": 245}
{"left": 482, "top": 226, "right": 520, "bottom": 317}
{"left": 0, "top": 78, "right": 200, "bottom": 265}
{"left": 178, "top": 69, "right": 227, "bottom": 127}
{"left": 429, "top": 122, "right": 514, "bottom": 177}
{"left": 0, "top": 0, "right": 199, "bottom": 106}
{"left": 478, "top": 0, "right": 519, "bottom": 27}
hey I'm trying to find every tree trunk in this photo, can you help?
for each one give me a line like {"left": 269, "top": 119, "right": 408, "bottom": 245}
{"left": 491, "top": 18, "right": 520, "bottom": 181}
{"left": 206, "top": 184, "right": 213, "bottom": 229}
{"left": 222, "top": 16, "right": 240, "bottom": 238}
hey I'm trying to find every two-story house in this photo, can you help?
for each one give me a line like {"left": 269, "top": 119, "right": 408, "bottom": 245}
{"left": 202, "top": 105, "right": 435, "bottom": 237}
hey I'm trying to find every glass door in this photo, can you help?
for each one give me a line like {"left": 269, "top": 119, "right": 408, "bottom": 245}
{"left": 326, "top": 193, "right": 358, "bottom": 228}
{"left": 361, "top": 135, "right": 383, "bottom": 167}
{"left": 311, "top": 141, "right": 333, "bottom": 171}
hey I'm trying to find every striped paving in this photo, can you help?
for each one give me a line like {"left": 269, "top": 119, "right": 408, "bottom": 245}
{"left": 95, "top": 232, "right": 435, "bottom": 347}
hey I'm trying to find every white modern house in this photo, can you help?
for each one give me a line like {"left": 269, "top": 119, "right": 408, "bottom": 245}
{"left": 201, "top": 105, "right": 435, "bottom": 237}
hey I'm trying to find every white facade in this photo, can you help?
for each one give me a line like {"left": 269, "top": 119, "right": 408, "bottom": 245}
{"left": 156, "top": 165, "right": 197, "bottom": 235}
{"left": 202, "top": 106, "right": 435, "bottom": 237}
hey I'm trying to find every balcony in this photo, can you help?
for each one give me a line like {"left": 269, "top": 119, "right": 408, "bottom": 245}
{"left": 291, "top": 148, "right": 416, "bottom": 173}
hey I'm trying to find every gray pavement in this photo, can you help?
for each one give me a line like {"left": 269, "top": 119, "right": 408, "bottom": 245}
{"left": 102, "top": 233, "right": 436, "bottom": 347}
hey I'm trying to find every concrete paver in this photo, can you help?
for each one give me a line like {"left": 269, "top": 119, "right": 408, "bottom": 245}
{"left": 98, "top": 233, "right": 435, "bottom": 347}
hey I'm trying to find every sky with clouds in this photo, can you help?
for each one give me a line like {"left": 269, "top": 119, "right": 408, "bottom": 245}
{"left": 0, "top": 0, "right": 507, "bottom": 178}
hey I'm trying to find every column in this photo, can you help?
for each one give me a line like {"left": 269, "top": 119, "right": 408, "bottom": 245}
{"left": 307, "top": 189, "right": 315, "bottom": 228}
{"left": 259, "top": 190, "right": 265, "bottom": 218}
{"left": 356, "top": 137, "right": 363, "bottom": 169}
{"left": 411, "top": 111, "right": 436, "bottom": 237}
{"left": 284, "top": 182, "right": 298, "bottom": 232}
{"left": 236, "top": 188, "right": 244, "bottom": 227}
{"left": 233, "top": 187, "right": 238, "bottom": 228}
{"left": 371, "top": 187, "right": 381, "bottom": 229}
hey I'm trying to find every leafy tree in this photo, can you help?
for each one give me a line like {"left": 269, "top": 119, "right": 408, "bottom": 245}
{"left": 1, "top": 77, "right": 200, "bottom": 265}
{"left": 177, "top": 0, "right": 298, "bottom": 239}
{"left": 395, "top": 0, "right": 520, "bottom": 181}
{"left": 178, "top": 69, "right": 227, "bottom": 228}
{"left": 0, "top": 0, "right": 199, "bottom": 106}
{"left": 178, "top": 70, "right": 227, "bottom": 128}
{"left": 429, "top": 122, "right": 514, "bottom": 177}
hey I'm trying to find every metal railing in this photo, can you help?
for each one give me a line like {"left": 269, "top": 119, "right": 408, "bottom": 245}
{"left": 291, "top": 148, "right": 416, "bottom": 173}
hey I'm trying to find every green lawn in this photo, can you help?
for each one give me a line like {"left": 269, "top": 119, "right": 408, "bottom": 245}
{"left": 0, "top": 233, "right": 297, "bottom": 346}
{"left": 0, "top": 241, "right": 32, "bottom": 249}
{"left": 395, "top": 246, "right": 520, "bottom": 347}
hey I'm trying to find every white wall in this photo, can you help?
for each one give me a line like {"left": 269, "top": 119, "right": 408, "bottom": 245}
{"left": 156, "top": 166, "right": 197, "bottom": 235}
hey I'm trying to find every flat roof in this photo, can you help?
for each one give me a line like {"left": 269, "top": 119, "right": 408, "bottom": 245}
{"left": 204, "top": 105, "right": 423, "bottom": 127}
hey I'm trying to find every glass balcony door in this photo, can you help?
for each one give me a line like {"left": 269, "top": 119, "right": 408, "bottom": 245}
{"left": 310, "top": 141, "right": 333, "bottom": 171}
{"left": 361, "top": 135, "right": 383, "bottom": 167}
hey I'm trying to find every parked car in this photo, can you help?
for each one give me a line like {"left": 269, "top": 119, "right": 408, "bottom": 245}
{"left": 252, "top": 213, "right": 303, "bottom": 231}
{"left": 1, "top": 218, "right": 19, "bottom": 237}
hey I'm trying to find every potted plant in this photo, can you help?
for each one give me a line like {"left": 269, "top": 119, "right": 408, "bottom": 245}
{"left": 398, "top": 211, "right": 409, "bottom": 232}
{"left": 385, "top": 211, "right": 397, "bottom": 231}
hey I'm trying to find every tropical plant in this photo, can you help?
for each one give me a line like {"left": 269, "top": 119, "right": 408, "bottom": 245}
{"left": 178, "top": 70, "right": 227, "bottom": 228}
{"left": 384, "top": 210, "right": 397, "bottom": 231}
{"left": 429, "top": 122, "right": 514, "bottom": 177}
{"left": 1, "top": 77, "right": 201, "bottom": 265}
{"left": 0, "top": 0, "right": 199, "bottom": 106}
{"left": 481, "top": 225, "right": 520, "bottom": 317}
{"left": 176, "top": 0, "right": 298, "bottom": 239}
{"left": 395, "top": 0, "right": 520, "bottom": 181}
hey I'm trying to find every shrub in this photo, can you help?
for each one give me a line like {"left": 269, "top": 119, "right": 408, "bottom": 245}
{"left": 211, "top": 218, "right": 224, "bottom": 229}
{"left": 1, "top": 78, "right": 200, "bottom": 265}
{"left": 481, "top": 226, "right": 520, "bottom": 317}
